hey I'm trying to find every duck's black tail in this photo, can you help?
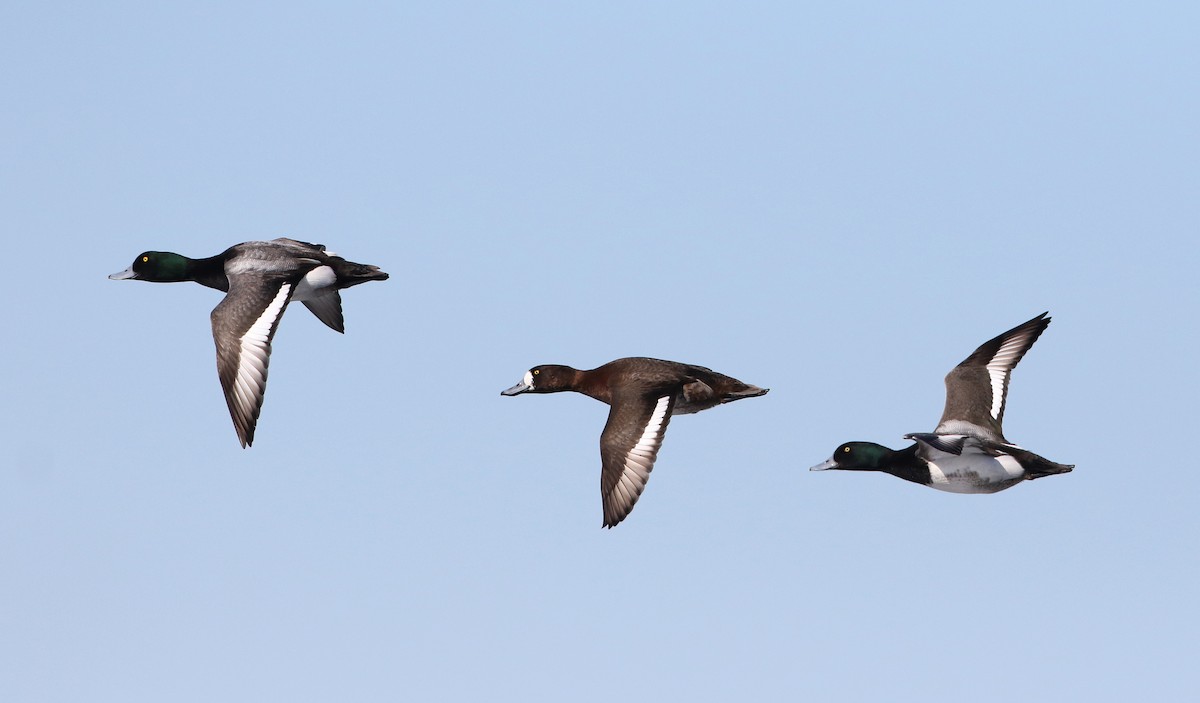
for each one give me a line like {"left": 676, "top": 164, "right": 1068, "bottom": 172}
{"left": 1007, "top": 446, "right": 1074, "bottom": 481}
{"left": 332, "top": 258, "right": 389, "bottom": 288}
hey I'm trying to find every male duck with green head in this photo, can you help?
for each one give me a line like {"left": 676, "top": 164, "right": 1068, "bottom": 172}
{"left": 811, "top": 312, "right": 1073, "bottom": 493}
{"left": 110, "top": 238, "right": 388, "bottom": 447}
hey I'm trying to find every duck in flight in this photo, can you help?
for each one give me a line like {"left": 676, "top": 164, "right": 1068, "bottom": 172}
{"left": 501, "top": 357, "right": 768, "bottom": 527}
{"left": 110, "top": 238, "right": 388, "bottom": 447}
{"left": 810, "top": 312, "right": 1073, "bottom": 492}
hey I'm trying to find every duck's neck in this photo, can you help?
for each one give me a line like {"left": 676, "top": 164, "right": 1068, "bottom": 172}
{"left": 575, "top": 369, "right": 613, "bottom": 404}
{"left": 879, "top": 444, "right": 932, "bottom": 486}
{"left": 187, "top": 254, "right": 229, "bottom": 291}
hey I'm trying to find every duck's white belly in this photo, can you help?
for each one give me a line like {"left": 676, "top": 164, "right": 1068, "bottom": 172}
{"left": 291, "top": 266, "right": 336, "bottom": 302}
{"left": 925, "top": 454, "right": 1024, "bottom": 494}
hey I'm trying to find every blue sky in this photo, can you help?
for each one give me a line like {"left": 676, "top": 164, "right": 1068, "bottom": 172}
{"left": 2, "top": 2, "right": 1197, "bottom": 701}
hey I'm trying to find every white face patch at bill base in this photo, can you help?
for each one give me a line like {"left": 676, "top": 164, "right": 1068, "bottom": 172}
{"left": 523, "top": 370, "right": 534, "bottom": 389}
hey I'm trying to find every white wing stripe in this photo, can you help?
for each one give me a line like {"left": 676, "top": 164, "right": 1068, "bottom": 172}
{"left": 232, "top": 284, "right": 291, "bottom": 419}
{"left": 985, "top": 329, "right": 1034, "bottom": 420}
{"left": 629, "top": 396, "right": 670, "bottom": 459}
{"left": 609, "top": 395, "right": 671, "bottom": 520}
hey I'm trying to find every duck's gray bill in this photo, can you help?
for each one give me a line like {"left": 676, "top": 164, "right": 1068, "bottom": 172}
{"left": 108, "top": 268, "right": 137, "bottom": 280}
{"left": 501, "top": 381, "right": 531, "bottom": 396}
{"left": 810, "top": 458, "right": 837, "bottom": 471}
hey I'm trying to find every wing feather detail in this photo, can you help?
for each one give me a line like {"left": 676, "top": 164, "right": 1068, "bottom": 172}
{"left": 213, "top": 282, "right": 293, "bottom": 447}
{"left": 599, "top": 394, "right": 674, "bottom": 528}
{"left": 984, "top": 318, "right": 1046, "bottom": 423}
{"left": 937, "top": 312, "right": 1050, "bottom": 440}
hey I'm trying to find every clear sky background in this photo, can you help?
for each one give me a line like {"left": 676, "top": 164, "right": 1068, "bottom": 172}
{"left": 2, "top": 2, "right": 1197, "bottom": 701}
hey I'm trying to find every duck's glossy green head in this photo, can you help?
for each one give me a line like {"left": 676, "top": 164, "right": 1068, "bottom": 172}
{"left": 109, "top": 252, "right": 190, "bottom": 282}
{"left": 810, "top": 442, "right": 892, "bottom": 471}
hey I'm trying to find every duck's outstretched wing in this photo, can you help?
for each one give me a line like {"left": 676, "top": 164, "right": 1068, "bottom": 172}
{"left": 599, "top": 392, "right": 675, "bottom": 528}
{"left": 936, "top": 312, "right": 1050, "bottom": 441}
{"left": 302, "top": 291, "right": 344, "bottom": 333}
{"left": 211, "top": 275, "right": 296, "bottom": 447}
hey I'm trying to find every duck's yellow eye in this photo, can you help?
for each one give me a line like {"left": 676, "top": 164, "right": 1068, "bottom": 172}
{"left": 842, "top": 446, "right": 850, "bottom": 453}
{"left": 533, "top": 369, "right": 540, "bottom": 375}
{"left": 142, "top": 256, "right": 149, "bottom": 263}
